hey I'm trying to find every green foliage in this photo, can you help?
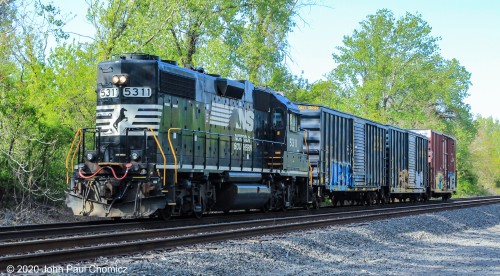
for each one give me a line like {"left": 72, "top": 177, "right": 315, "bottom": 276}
{"left": 319, "top": 9, "right": 472, "bottom": 130}
{"left": 0, "top": 0, "right": 74, "bottom": 206}
{"left": 468, "top": 116, "right": 500, "bottom": 195}
{"left": 86, "top": 0, "right": 304, "bottom": 87}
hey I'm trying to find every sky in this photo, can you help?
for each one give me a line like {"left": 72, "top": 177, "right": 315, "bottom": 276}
{"left": 55, "top": 0, "right": 500, "bottom": 121}
{"left": 287, "top": 0, "right": 500, "bottom": 121}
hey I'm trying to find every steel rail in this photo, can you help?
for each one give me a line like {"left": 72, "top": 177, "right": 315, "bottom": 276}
{"left": 2, "top": 197, "right": 499, "bottom": 255}
{"left": 0, "top": 197, "right": 499, "bottom": 271}
{"left": 1, "top": 196, "right": 498, "bottom": 241}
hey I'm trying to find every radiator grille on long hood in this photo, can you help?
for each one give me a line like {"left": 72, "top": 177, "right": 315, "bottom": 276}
{"left": 160, "top": 71, "right": 196, "bottom": 99}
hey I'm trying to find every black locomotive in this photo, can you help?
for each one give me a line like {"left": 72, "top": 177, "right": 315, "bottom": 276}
{"left": 66, "top": 53, "right": 456, "bottom": 219}
{"left": 66, "top": 53, "right": 313, "bottom": 219}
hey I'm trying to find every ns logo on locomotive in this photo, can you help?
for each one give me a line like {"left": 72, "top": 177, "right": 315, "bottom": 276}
{"left": 66, "top": 53, "right": 457, "bottom": 219}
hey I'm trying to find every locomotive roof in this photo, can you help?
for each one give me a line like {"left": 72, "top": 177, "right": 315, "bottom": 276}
{"left": 274, "top": 92, "right": 301, "bottom": 114}
{"left": 104, "top": 53, "right": 305, "bottom": 115}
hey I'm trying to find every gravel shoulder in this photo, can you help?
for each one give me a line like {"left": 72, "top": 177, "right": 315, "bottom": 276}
{"left": 77, "top": 203, "right": 500, "bottom": 275}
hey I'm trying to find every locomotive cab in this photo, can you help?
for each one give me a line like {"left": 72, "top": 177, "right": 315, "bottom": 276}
{"left": 66, "top": 54, "right": 166, "bottom": 218}
{"left": 269, "top": 93, "right": 305, "bottom": 172}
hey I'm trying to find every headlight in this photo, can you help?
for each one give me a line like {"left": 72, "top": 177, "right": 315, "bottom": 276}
{"left": 119, "top": 75, "right": 128, "bottom": 84}
{"left": 86, "top": 151, "right": 97, "bottom": 162}
{"left": 130, "top": 151, "right": 141, "bottom": 161}
{"left": 111, "top": 74, "right": 128, "bottom": 85}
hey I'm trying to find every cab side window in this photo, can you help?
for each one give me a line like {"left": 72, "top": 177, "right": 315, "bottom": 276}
{"left": 273, "top": 109, "right": 284, "bottom": 129}
{"left": 289, "top": 113, "right": 299, "bottom": 132}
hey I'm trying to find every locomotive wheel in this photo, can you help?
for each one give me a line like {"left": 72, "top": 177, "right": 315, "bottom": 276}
{"left": 312, "top": 196, "right": 321, "bottom": 210}
{"left": 261, "top": 200, "right": 271, "bottom": 213}
{"left": 160, "top": 205, "right": 173, "bottom": 221}
{"left": 193, "top": 202, "right": 204, "bottom": 219}
{"left": 194, "top": 210, "right": 203, "bottom": 219}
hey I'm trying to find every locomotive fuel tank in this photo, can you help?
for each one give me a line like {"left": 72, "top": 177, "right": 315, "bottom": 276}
{"left": 215, "top": 183, "right": 271, "bottom": 211}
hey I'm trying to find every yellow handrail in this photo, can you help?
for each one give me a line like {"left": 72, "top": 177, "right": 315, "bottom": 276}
{"left": 168, "top": 128, "right": 181, "bottom": 185}
{"left": 65, "top": 128, "right": 83, "bottom": 185}
{"left": 149, "top": 128, "right": 167, "bottom": 190}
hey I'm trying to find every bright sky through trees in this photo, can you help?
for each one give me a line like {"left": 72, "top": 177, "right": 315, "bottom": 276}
{"left": 55, "top": 0, "right": 500, "bottom": 121}
{"left": 288, "top": 0, "right": 500, "bottom": 121}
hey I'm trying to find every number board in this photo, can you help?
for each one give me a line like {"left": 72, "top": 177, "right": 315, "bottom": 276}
{"left": 123, "top": 87, "right": 152, "bottom": 97}
{"left": 99, "top": 88, "right": 119, "bottom": 98}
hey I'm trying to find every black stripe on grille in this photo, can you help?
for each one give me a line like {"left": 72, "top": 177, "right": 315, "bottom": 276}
{"left": 132, "top": 122, "right": 160, "bottom": 125}
{"left": 135, "top": 115, "right": 161, "bottom": 118}
{"left": 138, "top": 108, "right": 162, "bottom": 111}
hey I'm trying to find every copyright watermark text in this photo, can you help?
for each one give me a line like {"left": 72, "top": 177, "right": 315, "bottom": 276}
{"left": 6, "top": 264, "right": 128, "bottom": 274}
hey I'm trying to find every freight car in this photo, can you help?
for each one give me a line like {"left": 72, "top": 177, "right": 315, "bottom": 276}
{"left": 298, "top": 104, "right": 386, "bottom": 206}
{"left": 66, "top": 53, "right": 314, "bottom": 219}
{"left": 386, "top": 126, "right": 429, "bottom": 202}
{"left": 411, "top": 130, "right": 457, "bottom": 200}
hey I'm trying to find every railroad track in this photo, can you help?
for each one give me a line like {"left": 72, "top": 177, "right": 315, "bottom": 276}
{"left": 1, "top": 196, "right": 497, "bottom": 241}
{"left": 0, "top": 199, "right": 440, "bottom": 242}
{"left": 1, "top": 196, "right": 499, "bottom": 271}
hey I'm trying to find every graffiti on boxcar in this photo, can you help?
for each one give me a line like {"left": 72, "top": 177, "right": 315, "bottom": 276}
{"left": 329, "top": 162, "right": 353, "bottom": 191}
{"left": 398, "top": 170, "right": 409, "bottom": 188}
{"left": 436, "top": 173, "right": 444, "bottom": 190}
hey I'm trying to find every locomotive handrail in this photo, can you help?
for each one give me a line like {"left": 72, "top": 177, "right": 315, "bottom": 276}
{"left": 186, "top": 129, "right": 287, "bottom": 172}
{"left": 149, "top": 128, "right": 167, "bottom": 191}
{"left": 167, "top": 128, "right": 181, "bottom": 185}
{"left": 186, "top": 129, "right": 286, "bottom": 146}
{"left": 65, "top": 128, "right": 83, "bottom": 186}
{"left": 166, "top": 128, "right": 289, "bottom": 172}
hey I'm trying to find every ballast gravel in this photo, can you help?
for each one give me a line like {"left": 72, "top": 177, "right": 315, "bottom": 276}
{"left": 77, "top": 203, "right": 500, "bottom": 275}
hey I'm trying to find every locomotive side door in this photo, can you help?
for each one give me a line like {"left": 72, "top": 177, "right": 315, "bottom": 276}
{"left": 271, "top": 107, "right": 286, "bottom": 144}
{"left": 268, "top": 106, "right": 286, "bottom": 169}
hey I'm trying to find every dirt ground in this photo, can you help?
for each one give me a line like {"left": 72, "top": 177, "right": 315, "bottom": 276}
{"left": 0, "top": 204, "right": 100, "bottom": 226}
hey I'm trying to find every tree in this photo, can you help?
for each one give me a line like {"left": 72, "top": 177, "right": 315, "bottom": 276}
{"left": 468, "top": 117, "right": 500, "bottom": 195}
{"left": 309, "top": 9, "right": 472, "bottom": 130}
{"left": 0, "top": 0, "right": 71, "bottom": 209}
{"left": 86, "top": 0, "right": 306, "bottom": 88}
{"left": 295, "top": 9, "right": 479, "bottom": 194}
